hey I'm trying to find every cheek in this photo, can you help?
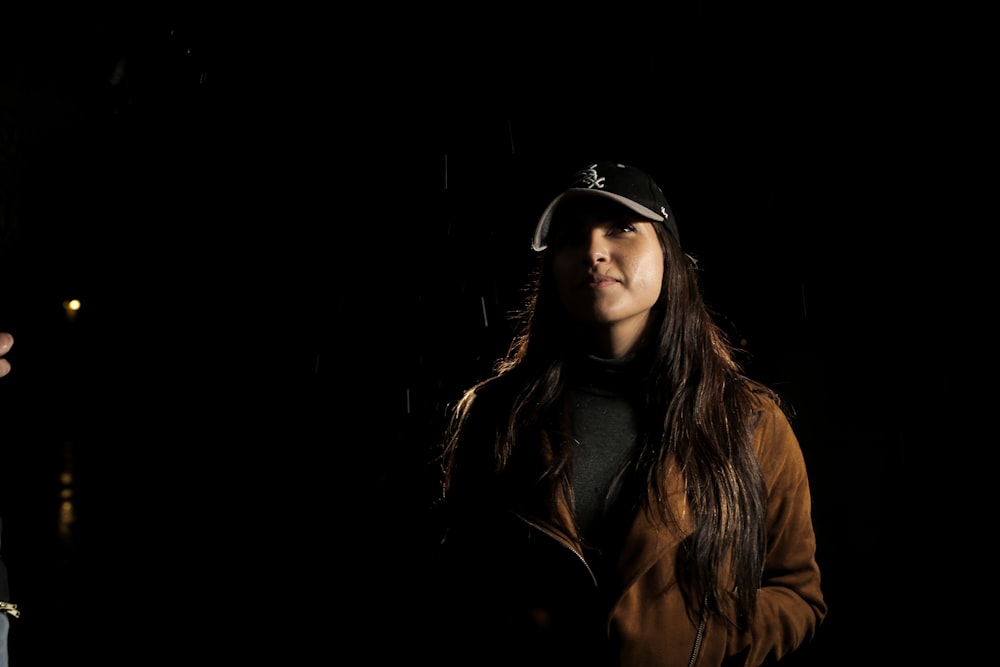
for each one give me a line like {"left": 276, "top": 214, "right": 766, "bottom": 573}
{"left": 628, "top": 258, "right": 664, "bottom": 302}
{"left": 552, "top": 256, "right": 576, "bottom": 292}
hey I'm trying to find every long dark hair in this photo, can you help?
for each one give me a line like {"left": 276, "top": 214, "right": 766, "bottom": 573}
{"left": 442, "top": 222, "right": 778, "bottom": 629}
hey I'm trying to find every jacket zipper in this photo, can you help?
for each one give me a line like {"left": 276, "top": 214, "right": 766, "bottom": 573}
{"left": 514, "top": 511, "right": 707, "bottom": 665}
{"left": 512, "top": 511, "right": 598, "bottom": 587}
{"left": 686, "top": 595, "right": 708, "bottom": 667}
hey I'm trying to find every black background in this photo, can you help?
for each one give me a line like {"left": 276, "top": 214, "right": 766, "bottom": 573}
{"left": 0, "top": 9, "right": 932, "bottom": 666}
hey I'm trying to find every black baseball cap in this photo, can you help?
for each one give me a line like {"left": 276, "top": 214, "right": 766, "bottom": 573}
{"left": 532, "top": 162, "right": 680, "bottom": 251}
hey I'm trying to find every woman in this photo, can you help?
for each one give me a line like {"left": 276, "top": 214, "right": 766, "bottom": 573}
{"left": 0, "top": 332, "right": 15, "bottom": 667}
{"left": 0, "top": 332, "right": 11, "bottom": 378}
{"left": 433, "top": 163, "right": 826, "bottom": 666}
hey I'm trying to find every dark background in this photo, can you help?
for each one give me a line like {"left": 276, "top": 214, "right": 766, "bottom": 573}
{"left": 0, "top": 9, "right": 931, "bottom": 666}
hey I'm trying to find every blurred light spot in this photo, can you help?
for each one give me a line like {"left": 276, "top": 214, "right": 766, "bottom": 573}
{"left": 58, "top": 440, "right": 76, "bottom": 542}
{"left": 63, "top": 299, "right": 81, "bottom": 322}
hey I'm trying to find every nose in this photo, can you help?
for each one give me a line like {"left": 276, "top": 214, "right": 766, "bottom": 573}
{"left": 585, "top": 229, "right": 609, "bottom": 264}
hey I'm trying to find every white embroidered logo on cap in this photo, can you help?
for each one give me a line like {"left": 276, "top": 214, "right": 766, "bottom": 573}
{"left": 576, "top": 165, "right": 606, "bottom": 190}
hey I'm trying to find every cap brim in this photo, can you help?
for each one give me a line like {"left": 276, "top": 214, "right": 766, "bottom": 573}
{"left": 532, "top": 189, "right": 665, "bottom": 251}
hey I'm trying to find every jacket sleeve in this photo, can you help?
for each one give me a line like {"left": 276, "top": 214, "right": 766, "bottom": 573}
{"left": 728, "top": 399, "right": 827, "bottom": 665}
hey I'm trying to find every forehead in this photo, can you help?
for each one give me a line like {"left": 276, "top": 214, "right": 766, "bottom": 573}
{"left": 550, "top": 196, "right": 648, "bottom": 229}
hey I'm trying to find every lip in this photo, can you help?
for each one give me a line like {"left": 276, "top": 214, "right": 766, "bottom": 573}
{"left": 582, "top": 273, "right": 620, "bottom": 289}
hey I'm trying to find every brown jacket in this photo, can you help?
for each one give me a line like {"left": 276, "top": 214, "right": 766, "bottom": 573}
{"left": 437, "top": 389, "right": 826, "bottom": 666}
{"left": 610, "top": 398, "right": 826, "bottom": 665}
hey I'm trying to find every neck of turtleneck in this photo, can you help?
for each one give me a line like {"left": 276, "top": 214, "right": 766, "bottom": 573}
{"left": 566, "top": 352, "right": 643, "bottom": 546}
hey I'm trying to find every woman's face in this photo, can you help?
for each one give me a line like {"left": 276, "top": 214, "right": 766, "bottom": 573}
{"left": 549, "top": 198, "right": 665, "bottom": 356}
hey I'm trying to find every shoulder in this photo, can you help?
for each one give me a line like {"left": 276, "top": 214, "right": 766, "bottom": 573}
{"left": 750, "top": 392, "right": 791, "bottom": 432}
{"left": 749, "top": 393, "right": 809, "bottom": 481}
{"left": 456, "top": 372, "right": 521, "bottom": 413}
{"left": 446, "top": 374, "right": 517, "bottom": 443}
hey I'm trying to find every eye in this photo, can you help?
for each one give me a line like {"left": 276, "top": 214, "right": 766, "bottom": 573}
{"left": 608, "top": 221, "right": 638, "bottom": 235}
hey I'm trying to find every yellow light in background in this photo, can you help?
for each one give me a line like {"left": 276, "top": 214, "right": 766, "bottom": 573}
{"left": 63, "top": 298, "right": 81, "bottom": 322}
{"left": 58, "top": 500, "right": 75, "bottom": 540}
{"left": 58, "top": 440, "right": 76, "bottom": 542}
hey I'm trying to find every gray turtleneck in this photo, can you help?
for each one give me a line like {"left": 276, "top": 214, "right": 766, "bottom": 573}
{"left": 568, "top": 354, "right": 641, "bottom": 541}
